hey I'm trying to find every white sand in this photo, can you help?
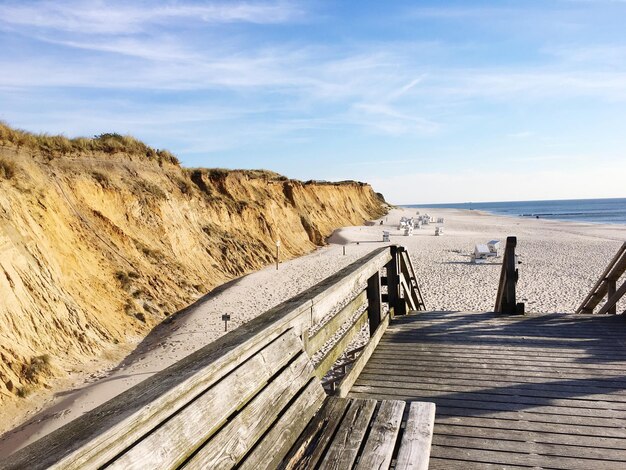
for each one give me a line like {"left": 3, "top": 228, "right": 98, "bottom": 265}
{"left": 1, "top": 207, "right": 624, "bottom": 455}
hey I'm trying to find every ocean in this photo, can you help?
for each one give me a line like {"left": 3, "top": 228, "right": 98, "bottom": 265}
{"left": 405, "top": 198, "right": 626, "bottom": 225}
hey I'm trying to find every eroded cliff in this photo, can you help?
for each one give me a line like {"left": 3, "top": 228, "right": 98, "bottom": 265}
{"left": 0, "top": 127, "right": 386, "bottom": 405}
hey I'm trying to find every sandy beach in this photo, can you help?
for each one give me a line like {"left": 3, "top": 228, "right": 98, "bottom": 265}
{"left": 1, "top": 207, "right": 625, "bottom": 456}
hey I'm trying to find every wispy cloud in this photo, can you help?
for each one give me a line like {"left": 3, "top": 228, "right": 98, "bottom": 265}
{"left": 1, "top": 1, "right": 302, "bottom": 35}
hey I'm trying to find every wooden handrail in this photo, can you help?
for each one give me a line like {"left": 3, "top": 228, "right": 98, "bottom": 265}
{"left": 577, "top": 241, "right": 626, "bottom": 314}
{"left": 495, "top": 236, "right": 524, "bottom": 314}
{"left": 297, "top": 244, "right": 426, "bottom": 392}
{"left": 399, "top": 249, "right": 426, "bottom": 311}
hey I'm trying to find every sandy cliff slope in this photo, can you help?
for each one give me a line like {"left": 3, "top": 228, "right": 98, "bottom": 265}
{"left": 0, "top": 132, "right": 385, "bottom": 407}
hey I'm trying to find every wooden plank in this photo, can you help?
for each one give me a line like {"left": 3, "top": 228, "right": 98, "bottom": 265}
{"left": 335, "top": 313, "right": 390, "bottom": 398}
{"left": 429, "top": 445, "right": 620, "bottom": 470}
{"left": 367, "top": 351, "right": 626, "bottom": 374}
{"left": 597, "top": 278, "right": 626, "bottom": 315}
{"left": 429, "top": 458, "right": 530, "bottom": 470}
{"left": 280, "top": 397, "right": 351, "bottom": 470}
{"left": 305, "top": 291, "right": 367, "bottom": 356}
{"left": 355, "top": 372, "right": 626, "bottom": 403}
{"left": 386, "top": 246, "right": 405, "bottom": 316}
{"left": 313, "top": 309, "right": 368, "bottom": 380}
{"left": 238, "top": 379, "right": 326, "bottom": 470}
{"left": 433, "top": 423, "right": 626, "bottom": 453}
{"left": 349, "top": 390, "right": 626, "bottom": 427}
{"left": 396, "top": 402, "right": 436, "bottom": 470}
{"left": 182, "top": 352, "right": 315, "bottom": 469}
{"left": 399, "top": 273, "right": 417, "bottom": 311}
{"left": 366, "top": 272, "right": 382, "bottom": 333}
{"left": 434, "top": 414, "right": 626, "bottom": 439}
{"left": 374, "top": 342, "right": 626, "bottom": 361}
{"left": 309, "top": 248, "right": 392, "bottom": 326}
{"left": 350, "top": 379, "right": 626, "bottom": 414}
{"left": 107, "top": 330, "right": 314, "bottom": 469}
{"left": 354, "top": 400, "right": 405, "bottom": 470}
{"left": 401, "top": 250, "right": 425, "bottom": 310}
{"left": 362, "top": 357, "right": 626, "bottom": 381}
{"left": 319, "top": 399, "right": 377, "bottom": 469}
{"left": 399, "top": 251, "right": 421, "bottom": 311}
{"left": 577, "top": 241, "right": 626, "bottom": 313}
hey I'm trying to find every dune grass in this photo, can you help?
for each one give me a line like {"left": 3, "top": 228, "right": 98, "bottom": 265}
{"left": 0, "top": 121, "right": 179, "bottom": 165}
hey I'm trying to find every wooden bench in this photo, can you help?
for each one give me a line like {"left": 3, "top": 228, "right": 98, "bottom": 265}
{"left": 1, "top": 247, "right": 435, "bottom": 470}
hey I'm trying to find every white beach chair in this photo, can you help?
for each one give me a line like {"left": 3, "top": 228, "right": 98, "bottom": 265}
{"left": 435, "top": 227, "right": 443, "bottom": 236}
{"left": 487, "top": 240, "right": 500, "bottom": 257}
{"left": 472, "top": 244, "right": 490, "bottom": 264}
{"left": 404, "top": 226, "right": 413, "bottom": 236}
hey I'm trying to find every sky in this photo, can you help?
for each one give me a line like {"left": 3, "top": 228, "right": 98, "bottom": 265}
{"left": 1, "top": 0, "right": 626, "bottom": 204}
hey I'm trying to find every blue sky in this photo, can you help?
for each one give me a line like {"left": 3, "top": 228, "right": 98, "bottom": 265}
{"left": 1, "top": 0, "right": 626, "bottom": 204}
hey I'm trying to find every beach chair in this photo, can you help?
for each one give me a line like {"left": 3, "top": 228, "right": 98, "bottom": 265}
{"left": 404, "top": 226, "right": 413, "bottom": 236}
{"left": 382, "top": 231, "right": 390, "bottom": 242}
{"left": 472, "top": 244, "right": 490, "bottom": 264}
{"left": 487, "top": 240, "right": 501, "bottom": 257}
{"left": 435, "top": 227, "right": 443, "bottom": 236}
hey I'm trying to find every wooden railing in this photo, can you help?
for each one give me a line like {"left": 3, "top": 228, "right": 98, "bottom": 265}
{"left": 576, "top": 241, "right": 626, "bottom": 315}
{"left": 494, "top": 236, "right": 524, "bottom": 314}
{"left": 0, "top": 245, "right": 431, "bottom": 470}
{"left": 302, "top": 245, "right": 426, "bottom": 396}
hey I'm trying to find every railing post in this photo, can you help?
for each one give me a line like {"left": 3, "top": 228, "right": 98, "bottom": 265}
{"left": 607, "top": 280, "right": 617, "bottom": 315}
{"left": 387, "top": 245, "right": 406, "bottom": 316}
{"left": 367, "top": 272, "right": 382, "bottom": 333}
{"left": 495, "top": 236, "right": 524, "bottom": 315}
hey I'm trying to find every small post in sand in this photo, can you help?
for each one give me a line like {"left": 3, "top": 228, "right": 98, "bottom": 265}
{"left": 222, "top": 313, "right": 230, "bottom": 331}
{"left": 275, "top": 239, "right": 281, "bottom": 270}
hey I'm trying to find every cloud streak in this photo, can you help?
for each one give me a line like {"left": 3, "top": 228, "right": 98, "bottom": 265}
{"left": 1, "top": 1, "right": 302, "bottom": 34}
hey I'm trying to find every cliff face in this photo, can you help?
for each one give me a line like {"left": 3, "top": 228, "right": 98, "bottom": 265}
{"left": 0, "top": 143, "right": 385, "bottom": 402}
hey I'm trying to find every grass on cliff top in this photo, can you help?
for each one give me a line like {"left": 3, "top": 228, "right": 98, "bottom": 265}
{"left": 0, "top": 121, "right": 179, "bottom": 165}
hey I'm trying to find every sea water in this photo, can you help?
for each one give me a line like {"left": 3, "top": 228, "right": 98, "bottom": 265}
{"left": 405, "top": 198, "right": 626, "bottom": 225}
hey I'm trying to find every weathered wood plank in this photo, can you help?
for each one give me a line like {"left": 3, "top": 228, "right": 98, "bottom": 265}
{"left": 400, "top": 250, "right": 425, "bottom": 310}
{"left": 366, "top": 271, "right": 382, "bottom": 333}
{"left": 367, "top": 351, "right": 626, "bottom": 374}
{"left": 399, "top": 273, "right": 417, "bottom": 311}
{"left": 182, "top": 352, "right": 315, "bottom": 469}
{"left": 433, "top": 423, "right": 626, "bottom": 453}
{"left": 309, "top": 248, "right": 391, "bottom": 326}
{"left": 350, "top": 386, "right": 626, "bottom": 420}
{"left": 399, "top": 251, "right": 420, "bottom": 311}
{"left": 354, "top": 400, "right": 405, "bottom": 470}
{"left": 363, "top": 357, "right": 626, "bottom": 381}
{"left": 430, "top": 440, "right": 621, "bottom": 470}
{"left": 335, "top": 313, "right": 390, "bottom": 398}
{"left": 577, "top": 241, "right": 626, "bottom": 313}
{"left": 238, "top": 379, "right": 326, "bottom": 470}
{"left": 318, "top": 399, "right": 377, "bottom": 470}
{"left": 396, "top": 402, "right": 436, "bottom": 470}
{"left": 386, "top": 246, "right": 405, "bottom": 316}
{"left": 107, "top": 330, "right": 310, "bottom": 469}
{"left": 597, "top": 278, "right": 626, "bottom": 315}
{"left": 305, "top": 291, "right": 367, "bottom": 356}
{"left": 434, "top": 414, "right": 626, "bottom": 439}
{"left": 313, "top": 309, "right": 368, "bottom": 380}
{"left": 280, "top": 397, "right": 351, "bottom": 470}
{"left": 355, "top": 373, "right": 626, "bottom": 404}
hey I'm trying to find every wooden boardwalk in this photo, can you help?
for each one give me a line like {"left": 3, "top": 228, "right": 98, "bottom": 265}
{"left": 349, "top": 310, "right": 626, "bottom": 469}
